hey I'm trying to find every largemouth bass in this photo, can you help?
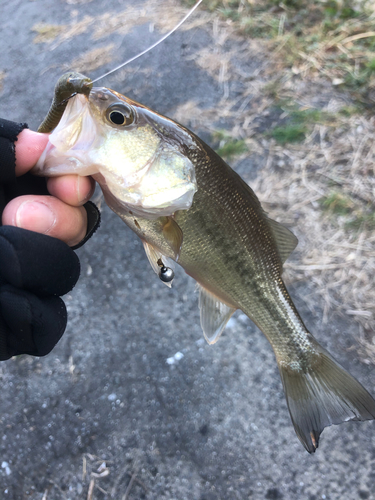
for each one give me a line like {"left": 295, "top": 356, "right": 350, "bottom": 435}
{"left": 33, "top": 74, "right": 375, "bottom": 453}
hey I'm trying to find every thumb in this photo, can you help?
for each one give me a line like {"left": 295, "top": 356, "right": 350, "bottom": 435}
{"left": 15, "top": 129, "right": 49, "bottom": 177}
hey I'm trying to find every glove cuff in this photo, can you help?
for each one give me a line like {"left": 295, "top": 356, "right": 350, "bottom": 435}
{"left": 71, "top": 200, "right": 101, "bottom": 250}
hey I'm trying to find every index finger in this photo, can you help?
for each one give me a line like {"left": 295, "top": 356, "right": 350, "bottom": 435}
{"left": 15, "top": 129, "right": 49, "bottom": 176}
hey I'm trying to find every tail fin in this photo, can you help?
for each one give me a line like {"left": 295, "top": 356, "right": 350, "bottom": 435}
{"left": 278, "top": 341, "right": 375, "bottom": 453}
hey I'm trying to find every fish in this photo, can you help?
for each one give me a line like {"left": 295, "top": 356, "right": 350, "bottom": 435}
{"left": 32, "top": 74, "right": 375, "bottom": 453}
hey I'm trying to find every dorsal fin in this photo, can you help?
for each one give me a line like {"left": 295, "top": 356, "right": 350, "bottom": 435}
{"left": 266, "top": 217, "right": 298, "bottom": 264}
{"left": 198, "top": 285, "right": 236, "bottom": 345}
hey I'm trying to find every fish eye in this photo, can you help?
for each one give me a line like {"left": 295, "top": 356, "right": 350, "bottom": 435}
{"left": 106, "top": 104, "right": 134, "bottom": 126}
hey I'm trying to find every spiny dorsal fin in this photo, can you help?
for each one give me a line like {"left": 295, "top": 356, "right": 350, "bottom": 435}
{"left": 266, "top": 217, "right": 298, "bottom": 264}
{"left": 198, "top": 285, "right": 236, "bottom": 345}
{"left": 142, "top": 240, "right": 175, "bottom": 288}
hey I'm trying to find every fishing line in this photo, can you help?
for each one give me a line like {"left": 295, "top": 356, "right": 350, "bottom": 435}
{"left": 91, "top": 0, "right": 203, "bottom": 84}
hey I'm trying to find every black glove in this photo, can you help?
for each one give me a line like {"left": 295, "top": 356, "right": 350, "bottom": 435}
{"left": 0, "top": 118, "right": 99, "bottom": 360}
{"left": 0, "top": 226, "right": 80, "bottom": 359}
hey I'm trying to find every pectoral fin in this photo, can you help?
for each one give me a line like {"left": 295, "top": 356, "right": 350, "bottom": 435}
{"left": 161, "top": 216, "right": 183, "bottom": 261}
{"left": 198, "top": 285, "right": 236, "bottom": 344}
{"left": 142, "top": 241, "right": 175, "bottom": 288}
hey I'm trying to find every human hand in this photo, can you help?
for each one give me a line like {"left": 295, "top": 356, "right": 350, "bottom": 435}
{"left": 2, "top": 128, "right": 95, "bottom": 247}
{"left": 0, "top": 119, "right": 99, "bottom": 360}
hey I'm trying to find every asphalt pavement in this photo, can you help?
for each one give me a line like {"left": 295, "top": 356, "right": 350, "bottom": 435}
{"left": 0, "top": 1, "right": 374, "bottom": 499}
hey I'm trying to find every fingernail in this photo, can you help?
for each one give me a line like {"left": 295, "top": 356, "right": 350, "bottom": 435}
{"left": 76, "top": 176, "right": 85, "bottom": 203}
{"left": 77, "top": 176, "right": 92, "bottom": 204}
{"left": 16, "top": 201, "right": 56, "bottom": 234}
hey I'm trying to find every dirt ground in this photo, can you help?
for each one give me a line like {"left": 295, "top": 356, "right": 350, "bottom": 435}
{"left": 0, "top": 1, "right": 375, "bottom": 499}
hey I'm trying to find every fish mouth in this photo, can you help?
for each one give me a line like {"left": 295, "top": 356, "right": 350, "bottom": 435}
{"left": 33, "top": 92, "right": 103, "bottom": 177}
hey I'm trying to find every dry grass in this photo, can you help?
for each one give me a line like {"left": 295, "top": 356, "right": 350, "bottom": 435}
{"left": 32, "top": 23, "right": 66, "bottom": 43}
{"left": 70, "top": 45, "right": 115, "bottom": 73}
{"left": 0, "top": 71, "right": 5, "bottom": 93}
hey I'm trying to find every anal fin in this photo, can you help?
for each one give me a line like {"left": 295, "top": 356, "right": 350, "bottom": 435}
{"left": 198, "top": 285, "right": 236, "bottom": 344}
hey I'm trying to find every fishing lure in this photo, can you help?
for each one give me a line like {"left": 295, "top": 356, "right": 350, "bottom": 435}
{"left": 38, "top": 72, "right": 92, "bottom": 133}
